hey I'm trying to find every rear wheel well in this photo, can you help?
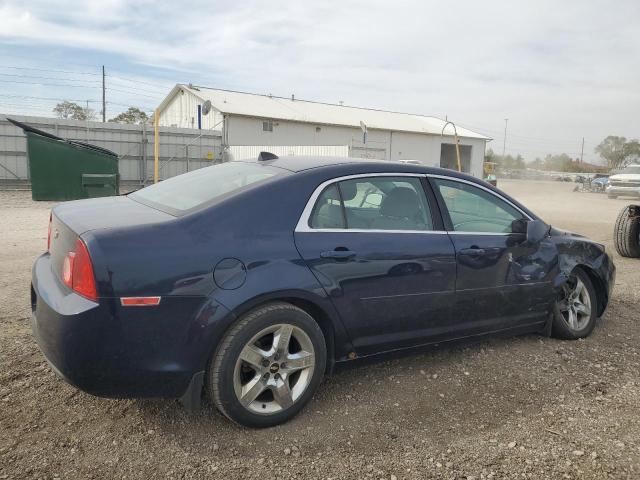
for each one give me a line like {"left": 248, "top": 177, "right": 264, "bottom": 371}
{"left": 572, "top": 265, "right": 607, "bottom": 317}
{"left": 280, "top": 298, "right": 336, "bottom": 374}
{"left": 224, "top": 297, "right": 336, "bottom": 375}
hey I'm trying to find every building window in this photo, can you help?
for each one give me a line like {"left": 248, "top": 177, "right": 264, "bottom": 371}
{"left": 263, "top": 121, "right": 273, "bottom": 132}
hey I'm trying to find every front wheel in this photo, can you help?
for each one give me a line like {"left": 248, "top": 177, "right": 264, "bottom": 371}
{"left": 552, "top": 269, "right": 597, "bottom": 340}
{"left": 208, "top": 302, "right": 326, "bottom": 427}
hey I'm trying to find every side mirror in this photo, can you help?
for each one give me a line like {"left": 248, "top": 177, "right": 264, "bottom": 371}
{"left": 511, "top": 218, "right": 528, "bottom": 234}
{"left": 527, "top": 219, "right": 549, "bottom": 244}
{"left": 511, "top": 218, "right": 549, "bottom": 244}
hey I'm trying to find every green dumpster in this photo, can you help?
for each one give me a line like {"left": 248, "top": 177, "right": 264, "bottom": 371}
{"left": 8, "top": 118, "right": 119, "bottom": 201}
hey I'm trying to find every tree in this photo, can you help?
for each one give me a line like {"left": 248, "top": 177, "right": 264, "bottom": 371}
{"left": 484, "top": 148, "right": 496, "bottom": 163}
{"left": 595, "top": 136, "right": 640, "bottom": 169}
{"left": 528, "top": 157, "right": 544, "bottom": 170}
{"left": 109, "top": 107, "right": 149, "bottom": 125}
{"left": 53, "top": 101, "right": 96, "bottom": 120}
{"left": 543, "top": 153, "right": 573, "bottom": 171}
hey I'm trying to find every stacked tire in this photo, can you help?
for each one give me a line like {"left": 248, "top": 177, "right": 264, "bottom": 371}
{"left": 613, "top": 205, "right": 640, "bottom": 258}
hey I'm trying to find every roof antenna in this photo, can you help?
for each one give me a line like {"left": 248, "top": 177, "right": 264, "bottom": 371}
{"left": 258, "top": 151, "right": 279, "bottom": 162}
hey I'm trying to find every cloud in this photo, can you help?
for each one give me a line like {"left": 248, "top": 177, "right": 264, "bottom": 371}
{"left": 0, "top": 0, "right": 639, "bottom": 160}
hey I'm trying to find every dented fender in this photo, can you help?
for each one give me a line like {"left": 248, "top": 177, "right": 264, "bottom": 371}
{"left": 549, "top": 227, "right": 615, "bottom": 315}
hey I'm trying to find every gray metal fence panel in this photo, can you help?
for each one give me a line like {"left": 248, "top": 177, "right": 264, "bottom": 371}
{"left": 0, "top": 114, "right": 223, "bottom": 183}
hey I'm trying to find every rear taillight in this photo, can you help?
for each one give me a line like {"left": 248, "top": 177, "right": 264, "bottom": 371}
{"left": 47, "top": 212, "right": 52, "bottom": 251}
{"left": 62, "top": 238, "right": 97, "bottom": 301}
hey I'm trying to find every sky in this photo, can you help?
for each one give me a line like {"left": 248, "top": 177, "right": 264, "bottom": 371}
{"left": 0, "top": 0, "right": 639, "bottom": 164}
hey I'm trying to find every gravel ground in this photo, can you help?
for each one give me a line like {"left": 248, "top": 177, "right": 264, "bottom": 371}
{"left": 1, "top": 180, "right": 639, "bottom": 479}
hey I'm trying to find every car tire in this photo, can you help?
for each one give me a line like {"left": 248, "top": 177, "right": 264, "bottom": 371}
{"left": 613, "top": 205, "right": 640, "bottom": 258}
{"left": 207, "top": 302, "right": 326, "bottom": 428}
{"left": 552, "top": 269, "right": 598, "bottom": 340}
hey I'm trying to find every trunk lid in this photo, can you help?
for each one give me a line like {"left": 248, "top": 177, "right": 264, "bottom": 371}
{"left": 49, "top": 196, "right": 174, "bottom": 280}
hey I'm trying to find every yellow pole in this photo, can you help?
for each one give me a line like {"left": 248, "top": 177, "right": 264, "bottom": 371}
{"left": 153, "top": 108, "right": 159, "bottom": 183}
{"left": 454, "top": 134, "right": 462, "bottom": 172}
{"left": 441, "top": 121, "right": 462, "bottom": 172}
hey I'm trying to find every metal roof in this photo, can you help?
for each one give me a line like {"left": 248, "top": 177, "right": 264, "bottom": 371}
{"left": 159, "top": 84, "right": 491, "bottom": 140}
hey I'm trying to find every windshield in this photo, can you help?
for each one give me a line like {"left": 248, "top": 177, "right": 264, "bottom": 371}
{"left": 622, "top": 165, "right": 640, "bottom": 175}
{"left": 130, "top": 162, "right": 285, "bottom": 214}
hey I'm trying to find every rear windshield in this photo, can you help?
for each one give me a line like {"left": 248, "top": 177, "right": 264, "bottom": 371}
{"left": 130, "top": 162, "right": 285, "bottom": 214}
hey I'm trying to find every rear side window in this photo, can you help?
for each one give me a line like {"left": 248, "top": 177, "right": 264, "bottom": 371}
{"left": 309, "top": 185, "right": 345, "bottom": 229}
{"left": 308, "top": 176, "right": 433, "bottom": 231}
{"left": 130, "top": 162, "right": 284, "bottom": 214}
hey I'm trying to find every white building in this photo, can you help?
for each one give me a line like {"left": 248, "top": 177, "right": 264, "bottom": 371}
{"left": 157, "top": 85, "right": 491, "bottom": 178}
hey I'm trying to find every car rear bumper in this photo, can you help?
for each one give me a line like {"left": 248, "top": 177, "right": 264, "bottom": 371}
{"left": 31, "top": 252, "right": 231, "bottom": 399}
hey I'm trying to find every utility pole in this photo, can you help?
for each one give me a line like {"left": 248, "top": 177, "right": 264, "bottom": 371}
{"left": 502, "top": 118, "right": 508, "bottom": 159}
{"left": 580, "top": 137, "right": 585, "bottom": 164}
{"left": 154, "top": 108, "right": 159, "bottom": 183}
{"left": 102, "top": 65, "right": 106, "bottom": 123}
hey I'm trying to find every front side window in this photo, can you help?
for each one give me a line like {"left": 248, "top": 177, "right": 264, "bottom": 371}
{"left": 433, "top": 178, "right": 524, "bottom": 233}
{"left": 308, "top": 176, "right": 433, "bottom": 231}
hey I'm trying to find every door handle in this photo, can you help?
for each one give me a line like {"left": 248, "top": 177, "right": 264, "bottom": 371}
{"left": 459, "top": 247, "right": 486, "bottom": 256}
{"left": 320, "top": 249, "right": 356, "bottom": 260}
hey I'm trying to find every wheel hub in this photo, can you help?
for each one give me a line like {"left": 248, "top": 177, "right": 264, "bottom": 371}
{"left": 558, "top": 276, "right": 591, "bottom": 331}
{"left": 233, "top": 323, "right": 316, "bottom": 414}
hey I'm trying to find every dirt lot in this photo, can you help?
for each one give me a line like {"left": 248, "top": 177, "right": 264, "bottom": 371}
{"left": 1, "top": 180, "right": 639, "bottom": 479}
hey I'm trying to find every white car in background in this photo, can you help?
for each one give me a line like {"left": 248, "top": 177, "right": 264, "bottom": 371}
{"left": 607, "top": 164, "right": 640, "bottom": 199}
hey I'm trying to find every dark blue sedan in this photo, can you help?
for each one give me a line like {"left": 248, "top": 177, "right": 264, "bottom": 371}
{"left": 31, "top": 155, "right": 615, "bottom": 427}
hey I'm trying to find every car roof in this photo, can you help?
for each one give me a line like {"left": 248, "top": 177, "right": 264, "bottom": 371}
{"left": 235, "top": 154, "right": 473, "bottom": 179}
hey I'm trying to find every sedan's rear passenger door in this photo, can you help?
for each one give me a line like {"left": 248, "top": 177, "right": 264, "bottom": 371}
{"left": 294, "top": 174, "right": 457, "bottom": 356}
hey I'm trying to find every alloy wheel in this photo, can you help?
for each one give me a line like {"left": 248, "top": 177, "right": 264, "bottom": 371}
{"left": 558, "top": 276, "right": 592, "bottom": 331}
{"left": 233, "top": 323, "right": 315, "bottom": 414}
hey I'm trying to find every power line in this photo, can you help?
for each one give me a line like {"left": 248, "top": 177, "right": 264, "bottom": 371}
{"left": 108, "top": 74, "right": 171, "bottom": 92}
{"left": 106, "top": 87, "right": 162, "bottom": 100}
{"left": 0, "top": 94, "right": 102, "bottom": 102}
{"left": 0, "top": 79, "right": 101, "bottom": 89}
{"left": 0, "top": 72, "right": 102, "bottom": 85}
{"left": 0, "top": 94, "right": 154, "bottom": 111}
{"left": 0, "top": 64, "right": 101, "bottom": 76}
{"left": 458, "top": 121, "right": 597, "bottom": 147}
{"left": 0, "top": 52, "right": 102, "bottom": 69}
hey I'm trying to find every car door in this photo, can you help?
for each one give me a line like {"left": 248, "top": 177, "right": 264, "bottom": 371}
{"left": 294, "top": 174, "right": 457, "bottom": 356}
{"left": 429, "top": 175, "right": 556, "bottom": 334}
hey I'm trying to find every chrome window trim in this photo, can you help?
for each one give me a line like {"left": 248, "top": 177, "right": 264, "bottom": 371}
{"left": 295, "top": 173, "right": 443, "bottom": 233}
{"left": 295, "top": 172, "right": 532, "bottom": 235}
{"left": 303, "top": 228, "right": 449, "bottom": 234}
